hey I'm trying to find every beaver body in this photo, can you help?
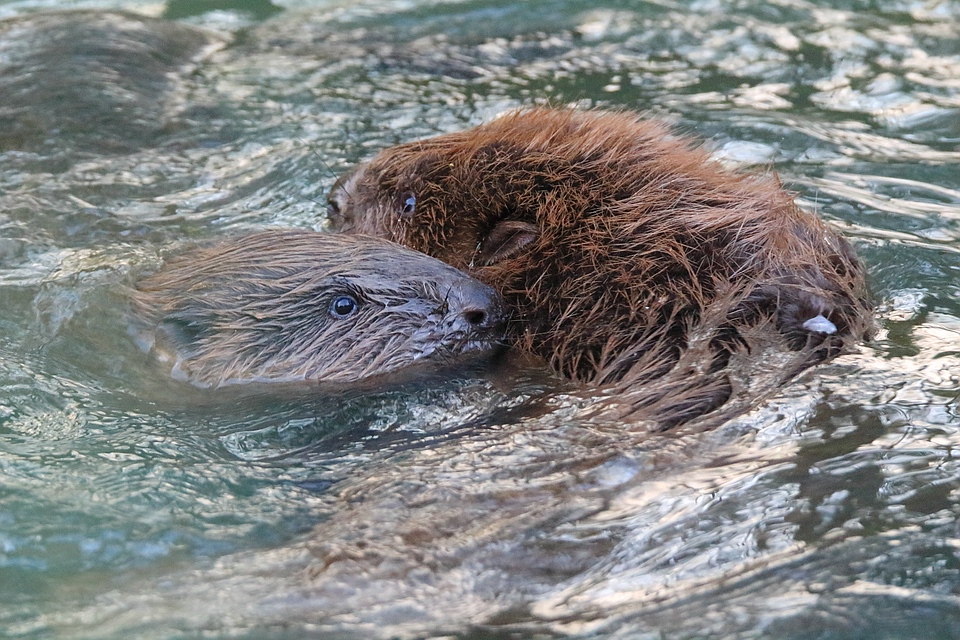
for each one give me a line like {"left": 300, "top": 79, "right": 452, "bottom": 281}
{"left": 131, "top": 230, "right": 506, "bottom": 388}
{"left": 327, "top": 108, "right": 872, "bottom": 426}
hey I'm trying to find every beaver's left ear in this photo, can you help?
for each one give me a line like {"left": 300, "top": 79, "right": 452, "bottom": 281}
{"left": 476, "top": 220, "right": 539, "bottom": 266}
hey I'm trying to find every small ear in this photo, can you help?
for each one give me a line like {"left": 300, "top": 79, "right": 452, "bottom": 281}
{"left": 476, "top": 220, "right": 539, "bottom": 266}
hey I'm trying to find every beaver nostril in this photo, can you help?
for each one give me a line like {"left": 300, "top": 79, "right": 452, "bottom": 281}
{"left": 450, "top": 280, "right": 503, "bottom": 330}
{"left": 463, "top": 309, "right": 487, "bottom": 326}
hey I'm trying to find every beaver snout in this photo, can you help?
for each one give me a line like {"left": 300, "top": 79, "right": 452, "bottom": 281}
{"left": 447, "top": 279, "right": 507, "bottom": 334}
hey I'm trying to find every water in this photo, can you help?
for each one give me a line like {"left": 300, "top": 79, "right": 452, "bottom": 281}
{"left": 0, "top": 0, "right": 958, "bottom": 638}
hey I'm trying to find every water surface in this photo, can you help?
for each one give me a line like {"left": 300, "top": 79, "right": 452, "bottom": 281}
{"left": 0, "top": 0, "right": 959, "bottom": 638}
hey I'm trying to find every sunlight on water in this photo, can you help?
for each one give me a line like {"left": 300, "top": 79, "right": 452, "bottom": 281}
{"left": 0, "top": 0, "right": 959, "bottom": 638}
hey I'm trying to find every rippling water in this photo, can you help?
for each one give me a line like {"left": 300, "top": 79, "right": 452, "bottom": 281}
{"left": 0, "top": 1, "right": 959, "bottom": 638}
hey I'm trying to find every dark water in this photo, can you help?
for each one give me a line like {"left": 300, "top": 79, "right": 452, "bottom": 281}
{"left": 0, "top": 1, "right": 958, "bottom": 638}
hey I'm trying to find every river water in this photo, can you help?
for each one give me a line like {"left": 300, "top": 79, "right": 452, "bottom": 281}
{"left": 0, "top": 1, "right": 958, "bottom": 638}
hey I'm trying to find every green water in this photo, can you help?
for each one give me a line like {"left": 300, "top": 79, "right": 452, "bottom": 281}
{"left": 0, "top": 0, "right": 959, "bottom": 638}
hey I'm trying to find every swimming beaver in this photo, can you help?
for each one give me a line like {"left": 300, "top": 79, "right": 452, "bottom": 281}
{"left": 131, "top": 230, "right": 506, "bottom": 388}
{"left": 327, "top": 108, "right": 872, "bottom": 426}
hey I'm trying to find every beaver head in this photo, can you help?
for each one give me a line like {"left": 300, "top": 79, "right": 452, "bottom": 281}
{"left": 327, "top": 108, "right": 872, "bottom": 392}
{"left": 131, "top": 230, "right": 506, "bottom": 388}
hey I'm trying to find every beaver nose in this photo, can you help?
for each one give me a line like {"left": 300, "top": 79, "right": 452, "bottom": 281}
{"left": 450, "top": 280, "right": 506, "bottom": 331}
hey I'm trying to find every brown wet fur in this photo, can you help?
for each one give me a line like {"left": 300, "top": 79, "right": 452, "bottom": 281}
{"left": 131, "top": 230, "right": 505, "bottom": 388}
{"left": 328, "top": 108, "right": 873, "bottom": 429}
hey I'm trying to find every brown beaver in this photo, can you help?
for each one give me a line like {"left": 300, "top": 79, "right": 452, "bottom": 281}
{"left": 327, "top": 108, "right": 873, "bottom": 427}
{"left": 131, "top": 230, "right": 506, "bottom": 388}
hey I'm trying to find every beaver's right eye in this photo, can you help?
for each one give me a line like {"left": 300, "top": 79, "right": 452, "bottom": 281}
{"left": 326, "top": 199, "right": 341, "bottom": 218}
{"left": 330, "top": 295, "right": 358, "bottom": 317}
{"left": 400, "top": 192, "right": 416, "bottom": 219}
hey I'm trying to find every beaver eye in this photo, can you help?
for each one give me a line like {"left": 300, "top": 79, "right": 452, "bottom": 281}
{"left": 326, "top": 199, "right": 341, "bottom": 217}
{"left": 400, "top": 192, "right": 416, "bottom": 219}
{"left": 329, "top": 295, "right": 358, "bottom": 318}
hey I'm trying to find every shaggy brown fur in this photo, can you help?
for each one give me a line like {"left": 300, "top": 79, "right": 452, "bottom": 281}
{"left": 327, "top": 108, "right": 873, "bottom": 428}
{"left": 131, "top": 230, "right": 505, "bottom": 387}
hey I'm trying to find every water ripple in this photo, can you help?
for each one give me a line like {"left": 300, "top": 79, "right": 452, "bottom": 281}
{"left": 1, "top": 1, "right": 959, "bottom": 638}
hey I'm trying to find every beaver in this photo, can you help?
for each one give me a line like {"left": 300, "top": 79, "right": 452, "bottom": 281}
{"left": 131, "top": 230, "right": 506, "bottom": 388}
{"left": 326, "top": 108, "right": 873, "bottom": 427}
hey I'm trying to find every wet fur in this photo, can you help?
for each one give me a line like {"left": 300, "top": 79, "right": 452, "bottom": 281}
{"left": 328, "top": 108, "right": 873, "bottom": 428}
{"left": 131, "top": 230, "right": 505, "bottom": 388}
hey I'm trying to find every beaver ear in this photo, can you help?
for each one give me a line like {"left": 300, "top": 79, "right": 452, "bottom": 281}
{"left": 476, "top": 220, "right": 539, "bottom": 266}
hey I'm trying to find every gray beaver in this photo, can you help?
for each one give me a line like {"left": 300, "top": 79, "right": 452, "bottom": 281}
{"left": 327, "top": 108, "right": 873, "bottom": 427}
{"left": 131, "top": 230, "right": 505, "bottom": 388}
